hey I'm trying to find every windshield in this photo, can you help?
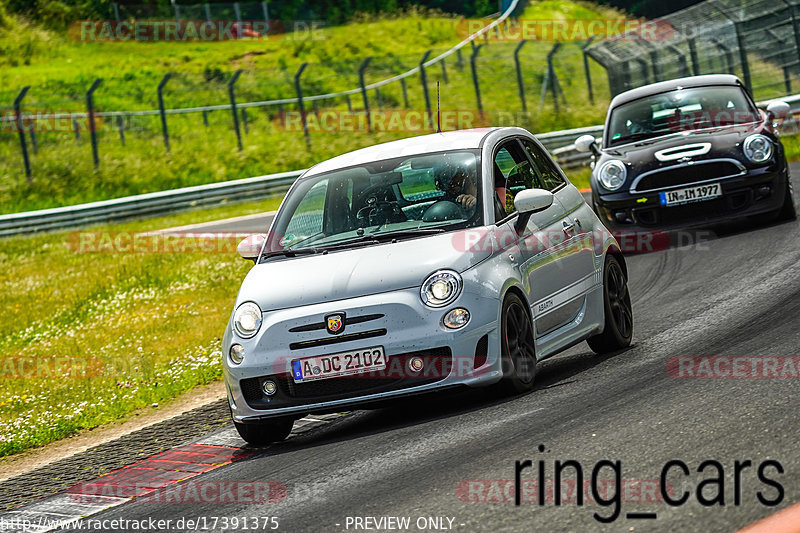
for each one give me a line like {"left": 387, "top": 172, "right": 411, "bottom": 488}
{"left": 265, "top": 150, "right": 482, "bottom": 255}
{"left": 606, "top": 85, "right": 759, "bottom": 147}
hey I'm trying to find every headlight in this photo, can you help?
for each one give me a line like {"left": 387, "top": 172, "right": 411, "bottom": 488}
{"left": 598, "top": 160, "right": 627, "bottom": 191}
{"left": 420, "top": 270, "right": 462, "bottom": 308}
{"left": 743, "top": 134, "right": 773, "bottom": 163}
{"left": 233, "top": 302, "right": 262, "bottom": 338}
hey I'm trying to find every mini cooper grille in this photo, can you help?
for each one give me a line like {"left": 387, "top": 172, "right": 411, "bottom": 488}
{"left": 289, "top": 329, "right": 387, "bottom": 350}
{"left": 635, "top": 161, "right": 742, "bottom": 191}
{"left": 239, "top": 347, "right": 452, "bottom": 408}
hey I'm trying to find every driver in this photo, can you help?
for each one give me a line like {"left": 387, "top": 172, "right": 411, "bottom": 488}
{"left": 434, "top": 165, "right": 478, "bottom": 209}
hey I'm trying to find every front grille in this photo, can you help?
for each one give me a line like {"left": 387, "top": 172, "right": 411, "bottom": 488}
{"left": 240, "top": 347, "right": 452, "bottom": 408}
{"left": 289, "top": 328, "right": 387, "bottom": 350}
{"left": 288, "top": 313, "right": 384, "bottom": 333}
{"left": 635, "top": 161, "right": 742, "bottom": 192}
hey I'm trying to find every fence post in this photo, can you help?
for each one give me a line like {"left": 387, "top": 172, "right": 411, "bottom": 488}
{"left": 202, "top": 110, "right": 209, "bottom": 127}
{"left": 667, "top": 44, "right": 690, "bottom": 78}
{"left": 73, "top": 120, "right": 81, "bottom": 142}
{"left": 780, "top": 0, "right": 800, "bottom": 76}
{"left": 440, "top": 57, "right": 448, "bottom": 84}
{"left": 234, "top": 2, "right": 242, "bottom": 26}
{"left": 716, "top": 6, "right": 752, "bottom": 93}
{"left": 513, "top": 40, "right": 527, "bottom": 111}
{"left": 228, "top": 69, "right": 244, "bottom": 150}
{"left": 358, "top": 57, "right": 372, "bottom": 132}
{"left": 635, "top": 58, "right": 651, "bottom": 84}
{"left": 713, "top": 40, "right": 735, "bottom": 75}
{"left": 686, "top": 37, "right": 701, "bottom": 76}
{"left": 86, "top": 78, "right": 103, "bottom": 169}
{"left": 345, "top": 94, "right": 352, "bottom": 112}
{"left": 205, "top": 3, "right": 212, "bottom": 23}
{"left": 13, "top": 87, "right": 31, "bottom": 183}
{"left": 582, "top": 37, "right": 596, "bottom": 104}
{"left": 540, "top": 43, "right": 563, "bottom": 112}
{"left": 456, "top": 48, "right": 464, "bottom": 71}
{"left": 117, "top": 116, "right": 126, "bottom": 145}
{"left": 157, "top": 73, "right": 172, "bottom": 152}
{"left": 400, "top": 78, "right": 409, "bottom": 108}
{"left": 28, "top": 122, "right": 38, "bottom": 155}
{"left": 419, "top": 50, "right": 433, "bottom": 128}
{"left": 294, "top": 63, "right": 310, "bottom": 149}
{"left": 375, "top": 88, "right": 382, "bottom": 110}
{"left": 767, "top": 29, "right": 792, "bottom": 93}
{"left": 112, "top": 2, "right": 120, "bottom": 21}
{"left": 470, "top": 45, "right": 484, "bottom": 116}
{"left": 173, "top": 3, "right": 180, "bottom": 22}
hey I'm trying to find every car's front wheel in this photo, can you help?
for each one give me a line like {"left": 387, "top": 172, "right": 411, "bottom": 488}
{"left": 496, "top": 293, "right": 537, "bottom": 394}
{"left": 234, "top": 418, "right": 293, "bottom": 446}
{"left": 588, "top": 255, "right": 633, "bottom": 354}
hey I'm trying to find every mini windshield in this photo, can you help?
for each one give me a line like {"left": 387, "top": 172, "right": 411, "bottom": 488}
{"left": 265, "top": 150, "right": 482, "bottom": 254}
{"left": 606, "top": 85, "right": 759, "bottom": 147}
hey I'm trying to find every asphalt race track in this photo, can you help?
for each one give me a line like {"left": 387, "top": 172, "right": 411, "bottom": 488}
{"left": 60, "top": 164, "right": 800, "bottom": 533}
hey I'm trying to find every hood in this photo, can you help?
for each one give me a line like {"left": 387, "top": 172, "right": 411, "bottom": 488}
{"left": 235, "top": 230, "right": 493, "bottom": 311}
{"left": 598, "top": 120, "right": 770, "bottom": 177}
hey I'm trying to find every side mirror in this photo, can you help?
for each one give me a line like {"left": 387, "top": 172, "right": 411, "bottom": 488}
{"left": 575, "top": 134, "right": 599, "bottom": 154}
{"left": 766, "top": 101, "right": 790, "bottom": 120}
{"left": 237, "top": 233, "right": 266, "bottom": 261}
{"left": 513, "top": 189, "right": 554, "bottom": 232}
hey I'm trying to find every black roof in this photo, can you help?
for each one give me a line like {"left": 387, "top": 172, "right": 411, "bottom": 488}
{"left": 609, "top": 75, "right": 744, "bottom": 109}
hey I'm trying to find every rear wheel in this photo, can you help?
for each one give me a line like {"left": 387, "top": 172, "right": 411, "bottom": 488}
{"left": 588, "top": 255, "right": 633, "bottom": 354}
{"left": 495, "top": 293, "right": 537, "bottom": 395}
{"left": 234, "top": 418, "right": 293, "bottom": 446}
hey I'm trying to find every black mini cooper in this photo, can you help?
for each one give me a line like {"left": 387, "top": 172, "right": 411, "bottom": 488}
{"left": 576, "top": 74, "right": 796, "bottom": 229}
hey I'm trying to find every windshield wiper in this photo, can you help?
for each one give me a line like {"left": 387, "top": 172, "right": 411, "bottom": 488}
{"left": 259, "top": 248, "right": 323, "bottom": 261}
{"left": 319, "top": 228, "right": 447, "bottom": 250}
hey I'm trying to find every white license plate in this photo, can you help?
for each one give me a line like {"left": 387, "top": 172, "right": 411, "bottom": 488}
{"left": 660, "top": 183, "right": 721, "bottom": 206}
{"left": 291, "top": 346, "right": 386, "bottom": 383}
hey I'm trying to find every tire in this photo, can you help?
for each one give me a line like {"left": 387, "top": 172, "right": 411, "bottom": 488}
{"left": 234, "top": 418, "right": 293, "bottom": 446}
{"left": 495, "top": 293, "right": 537, "bottom": 395}
{"left": 587, "top": 255, "right": 633, "bottom": 354}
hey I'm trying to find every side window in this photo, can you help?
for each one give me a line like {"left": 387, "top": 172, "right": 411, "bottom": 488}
{"left": 521, "top": 139, "right": 566, "bottom": 191}
{"left": 493, "top": 140, "right": 542, "bottom": 216}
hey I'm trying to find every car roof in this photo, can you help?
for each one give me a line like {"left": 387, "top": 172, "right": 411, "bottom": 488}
{"left": 609, "top": 74, "right": 744, "bottom": 109}
{"left": 303, "top": 128, "right": 502, "bottom": 177}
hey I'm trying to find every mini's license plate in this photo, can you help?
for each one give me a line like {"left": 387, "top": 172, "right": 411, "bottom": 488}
{"left": 292, "top": 346, "right": 386, "bottom": 383}
{"left": 660, "top": 183, "right": 721, "bottom": 206}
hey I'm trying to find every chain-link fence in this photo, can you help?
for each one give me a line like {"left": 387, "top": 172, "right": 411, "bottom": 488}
{"left": 587, "top": 0, "right": 800, "bottom": 101}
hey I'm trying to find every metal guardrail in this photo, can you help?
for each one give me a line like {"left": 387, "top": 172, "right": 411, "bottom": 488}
{"left": 2, "top": 91, "right": 798, "bottom": 238}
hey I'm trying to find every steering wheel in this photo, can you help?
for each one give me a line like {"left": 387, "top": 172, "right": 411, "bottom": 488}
{"left": 355, "top": 188, "right": 407, "bottom": 227}
{"left": 421, "top": 200, "right": 462, "bottom": 222}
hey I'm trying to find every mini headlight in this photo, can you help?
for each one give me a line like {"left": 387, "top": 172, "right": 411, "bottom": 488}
{"left": 229, "top": 344, "right": 245, "bottom": 364}
{"left": 421, "top": 270, "right": 462, "bottom": 308}
{"left": 233, "top": 302, "right": 262, "bottom": 338}
{"left": 598, "top": 160, "right": 627, "bottom": 191}
{"left": 743, "top": 134, "right": 773, "bottom": 163}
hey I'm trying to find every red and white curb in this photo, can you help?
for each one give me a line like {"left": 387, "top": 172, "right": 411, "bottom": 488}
{"left": 0, "top": 414, "right": 345, "bottom": 533}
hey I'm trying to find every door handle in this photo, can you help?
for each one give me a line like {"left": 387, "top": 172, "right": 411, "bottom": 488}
{"left": 562, "top": 220, "right": 575, "bottom": 234}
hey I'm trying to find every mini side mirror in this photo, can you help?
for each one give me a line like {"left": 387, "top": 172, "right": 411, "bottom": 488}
{"left": 237, "top": 233, "right": 266, "bottom": 261}
{"left": 766, "top": 101, "right": 790, "bottom": 120}
{"left": 575, "top": 134, "right": 599, "bottom": 155}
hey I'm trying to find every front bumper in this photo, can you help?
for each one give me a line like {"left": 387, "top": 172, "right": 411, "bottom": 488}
{"left": 223, "top": 287, "right": 502, "bottom": 423}
{"left": 594, "top": 165, "right": 788, "bottom": 231}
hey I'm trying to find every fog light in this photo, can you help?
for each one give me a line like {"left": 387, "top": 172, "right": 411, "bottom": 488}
{"left": 229, "top": 344, "right": 245, "bottom": 365}
{"left": 443, "top": 308, "right": 470, "bottom": 329}
{"left": 408, "top": 357, "right": 424, "bottom": 373}
{"left": 262, "top": 380, "right": 277, "bottom": 396}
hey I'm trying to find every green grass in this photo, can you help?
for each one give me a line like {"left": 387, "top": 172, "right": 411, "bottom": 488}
{"left": 0, "top": 196, "right": 283, "bottom": 458}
